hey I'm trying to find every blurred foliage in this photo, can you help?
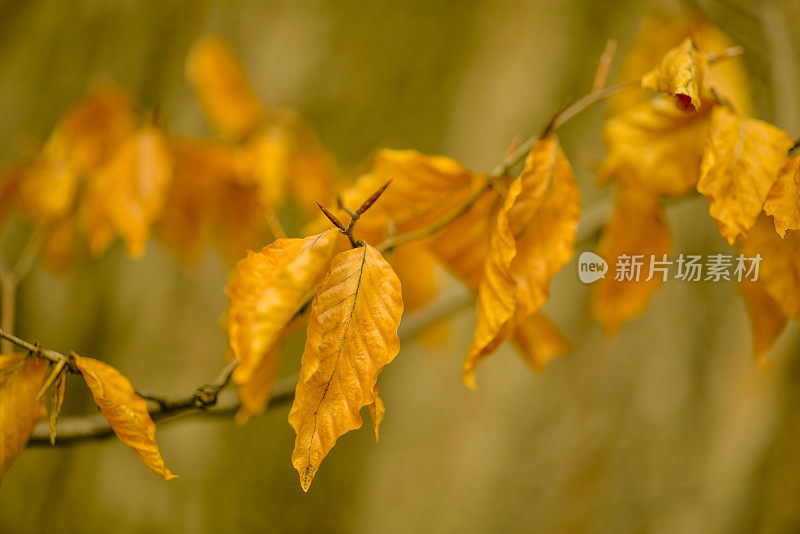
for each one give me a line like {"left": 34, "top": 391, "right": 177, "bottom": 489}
{"left": 1, "top": 0, "right": 800, "bottom": 532}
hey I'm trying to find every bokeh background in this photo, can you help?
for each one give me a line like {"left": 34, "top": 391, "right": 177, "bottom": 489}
{"left": 1, "top": 0, "right": 800, "bottom": 532}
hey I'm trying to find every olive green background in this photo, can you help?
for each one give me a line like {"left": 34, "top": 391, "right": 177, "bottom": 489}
{"left": 1, "top": 0, "right": 800, "bottom": 532}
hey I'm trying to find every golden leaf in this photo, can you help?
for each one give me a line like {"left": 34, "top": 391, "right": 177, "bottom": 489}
{"left": 0, "top": 355, "right": 46, "bottom": 485}
{"left": 738, "top": 279, "right": 787, "bottom": 365}
{"left": 511, "top": 313, "right": 570, "bottom": 373}
{"left": 81, "top": 125, "right": 173, "bottom": 257}
{"left": 49, "top": 369, "right": 67, "bottom": 446}
{"left": 428, "top": 188, "right": 499, "bottom": 292}
{"left": 391, "top": 242, "right": 438, "bottom": 312}
{"left": 697, "top": 107, "right": 792, "bottom": 244}
{"left": 342, "top": 149, "right": 478, "bottom": 238}
{"left": 226, "top": 230, "right": 337, "bottom": 418}
{"left": 157, "top": 138, "right": 230, "bottom": 262}
{"left": 368, "top": 383, "right": 384, "bottom": 442}
{"left": 464, "top": 136, "right": 580, "bottom": 388}
{"left": 599, "top": 96, "right": 711, "bottom": 196}
{"left": 186, "top": 37, "right": 266, "bottom": 140}
{"left": 763, "top": 156, "right": 800, "bottom": 237}
{"left": 591, "top": 188, "right": 671, "bottom": 336}
{"left": 609, "top": 14, "right": 751, "bottom": 116}
{"left": 157, "top": 138, "right": 270, "bottom": 264}
{"left": 289, "top": 244, "right": 403, "bottom": 491}
{"left": 233, "top": 341, "right": 283, "bottom": 424}
{"left": 18, "top": 85, "right": 138, "bottom": 222}
{"left": 738, "top": 214, "right": 800, "bottom": 320}
{"left": 73, "top": 354, "right": 176, "bottom": 480}
{"left": 641, "top": 38, "right": 708, "bottom": 112}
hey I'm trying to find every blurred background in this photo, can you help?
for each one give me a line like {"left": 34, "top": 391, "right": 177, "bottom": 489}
{"left": 1, "top": 0, "right": 800, "bottom": 532}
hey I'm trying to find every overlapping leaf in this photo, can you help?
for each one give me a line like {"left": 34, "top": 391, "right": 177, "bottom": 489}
{"left": 80, "top": 125, "right": 173, "bottom": 257}
{"left": 18, "top": 85, "right": 138, "bottom": 222}
{"left": 341, "top": 149, "right": 478, "bottom": 238}
{"left": 0, "top": 355, "right": 46, "bottom": 485}
{"left": 289, "top": 244, "right": 403, "bottom": 491}
{"left": 609, "top": 14, "right": 752, "bottom": 116}
{"left": 464, "top": 136, "right": 580, "bottom": 388}
{"left": 591, "top": 188, "right": 671, "bottom": 335}
{"left": 73, "top": 354, "right": 176, "bottom": 480}
{"left": 186, "top": 37, "right": 266, "bottom": 140}
{"left": 698, "top": 107, "right": 792, "bottom": 244}
{"left": 738, "top": 214, "right": 800, "bottom": 321}
{"left": 226, "top": 230, "right": 337, "bottom": 420}
{"left": 427, "top": 187, "right": 498, "bottom": 292}
{"left": 511, "top": 313, "right": 570, "bottom": 373}
{"left": 764, "top": 156, "right": 800, "bottom": 237}
{"left": 641, "top": 37, "right": 708, "bottom": 111}
{"left": 738, "top": 279, "right": 787, "bottom": 365}
{"left": 599, "top": 96, "right": 712, "bottom": 196}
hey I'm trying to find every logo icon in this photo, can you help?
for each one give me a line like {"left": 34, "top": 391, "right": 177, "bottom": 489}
{"left": 578, "top": 251, "right": 607, "bottom": 284}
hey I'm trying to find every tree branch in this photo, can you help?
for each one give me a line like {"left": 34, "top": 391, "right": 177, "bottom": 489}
{"left": 19, "top": 41, "right": 676, "bottom": 446}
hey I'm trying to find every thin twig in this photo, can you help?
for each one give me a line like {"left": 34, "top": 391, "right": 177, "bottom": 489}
{"left": 21, "top": 46, "right": 663, "bottom": 446}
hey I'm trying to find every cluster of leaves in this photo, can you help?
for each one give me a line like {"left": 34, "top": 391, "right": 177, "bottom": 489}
{"left": 592, "top": 14, "right": 798, "bottom": 365}
{"left": 1, "top": 12, "right": 796, "bottom": 492}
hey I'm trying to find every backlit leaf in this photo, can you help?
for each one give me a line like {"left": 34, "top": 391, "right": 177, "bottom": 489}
{"left": 738, "top": 279, "right": 787, "bottom": 365}
{"left": 763, "top": 156, "right": 800, "bottom": 237}
{"left": 73, "top": 354, "right": 176, "bottom": 480}
{"left": 609, "top": 14, "right": 751, "bottom": 116}
{"left": 289, "top": 244, "right": 403, "bottom": 491}
{"left": 342, "top": 149, "right": 478, "bottom": 238}
{"left": 511, "top": 313, "right": 570, "bottom": 373}
{"left": 599, "top": 96, "right": 711, "bottom": 196}
{"left": 698, "top": 107, "right": 792, "bottom": 244}
{"left": 186, "top": 37, "right": 266, "bottom": 140}
{"left": 641, "top": 37, "right": 707, "bottom": 112}
{"left": 18, "top": 85, "right": 138, "bottom": 221}
{"left": 591, "top": 188, "right": 671, "bottom": 335}
{"left": 464, "top": 136, "right": 580, "bottom": 388}
{"left": 428, "top": 187, "right": 499, "bottom": 292}
{"left": 738, "top": 214, "right": 800, "bottom": 320}
{"left": 81, "top": 125, "right": 173, "bottom": 257}
{"left": 49, "top": 369, "right": 67, "bottom": 446}
{"left": 226, "top": 230, "right": 337, "bottom": 419}
{"left": 0, "top": 355, "right": 46, "bottom": 485}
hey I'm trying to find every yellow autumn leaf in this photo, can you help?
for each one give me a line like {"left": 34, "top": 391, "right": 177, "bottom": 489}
{"left": 186, "top": 37, "right": 266, "bottom": 140}
{"left": 763, "top": 156, "right": 800, "bottom": 238}
{"left": 610, "top": 13, "right": 751, "bottom": 116}
{"left": 511, "top": 312, "right": 570, "bottom": 373}
{"left": 81, "top": 125, "right": 173, "bottom": 258}
{"left": 738, "top": 214, "right": 800, "bottom": 320}
{"left": 232, "top": 341, "right": 282, "bottom": 424}
{"left": 157, "top": 138, "right": 232, "bottom": 262}
{"left": 698, "top": 106, "right": 792, "bottom": 244}
{"left": 591, "top": 188, "right": 671, "bottom": 336}
{"left": 641, "top": 37, "right": 708, "bottom": 112}
{"left": 289, "top": 244, "right": 403, "bottom": 492}
{"left": 464, "top": 136, "right": 580, "bottom": 388}
{"left": 428, "top": 187, "right": 499, "bottom": 292}
{"left": 226, "top": 230, "right": 337, "bottom": 419}
{"left": 342, "top": 149, "right": 478, "bottom": 238}
{"left": 599, "top": 96, "right": 711, "bottom": 196}
{"left": 0, "top": 355, "right": 46, "bottom": 485}
{"left": 18, "top": 85, "right": 138, "bottom": 222}
{"left": 391, "top": 242, "right": 438, "bottom": 312}
{"left": 738, "top": 279, "right": 787, "bottom": 365}
{"left": 72, "top": 354, "right": 176, "bottom": 480}
{"left": 368, "top": 383, "right": 385, "bottom": 442}
{"left": 49, "top": 368, "right": 67, "bottom": 446}
{"left": 158, "top": 137, "right": 272, "bottom": 264}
